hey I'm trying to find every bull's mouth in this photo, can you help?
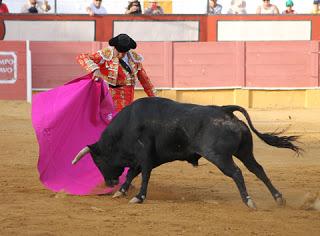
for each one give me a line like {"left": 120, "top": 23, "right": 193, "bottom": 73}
{"left": 105, "top": 179, "right": 119, "bottom": 187}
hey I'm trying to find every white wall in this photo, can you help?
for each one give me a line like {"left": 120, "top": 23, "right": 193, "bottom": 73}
{"left": 217, "top": 20, "right": 311, "bottom": 41}
{"left": 2, "top": 0, "right": 315, "bottom": 14}
{"left": 114, "top": 21, "right": 199, "bottom": 41}
{"left": 4, "top": 20, "right": 95, "bottom": 41}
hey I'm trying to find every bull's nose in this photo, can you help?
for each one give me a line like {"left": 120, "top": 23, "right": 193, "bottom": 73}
{"left": 112, "top": 179, "right": 119, "bottom": 185}
{"left": 105, "top": 180, "right": 114, "bottom": 187}
{"left": 105, "top": 179, "right": 119, "bottom": 187}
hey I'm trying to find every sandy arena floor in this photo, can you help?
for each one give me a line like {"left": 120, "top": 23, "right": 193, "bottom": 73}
{"left": 0, "top": 100, "right": 319, "bottom": 236}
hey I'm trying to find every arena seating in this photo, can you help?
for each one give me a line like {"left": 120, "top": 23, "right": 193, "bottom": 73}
{"left": 2, "top": 0, "right": 315, "bottom": 14}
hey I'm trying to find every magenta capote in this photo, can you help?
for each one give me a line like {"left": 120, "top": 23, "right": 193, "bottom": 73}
{"left": 32, "top": 73, "right": 127, "bottom": 195}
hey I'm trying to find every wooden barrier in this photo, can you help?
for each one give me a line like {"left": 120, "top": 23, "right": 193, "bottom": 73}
{"left": 30, "top": 41, "right": 320, "bottom": 90}
{"left": 30, "top": 41, "right": 101, "bottom": 89}
{"left": 173, "top": 42, "right": 245, "bottom": 88}
{"left": 2, "top": 40, "right": 320, "bottom": 108}
{"left": 245, "top": 41, "right": 319, "bottom": 87}
{"left": 31, "top": 42, "right": 173, "bottom": 89}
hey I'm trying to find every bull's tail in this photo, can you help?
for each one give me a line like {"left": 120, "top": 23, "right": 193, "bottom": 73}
{"left": 221, "top": 105, "right": 302, "bottom": 155}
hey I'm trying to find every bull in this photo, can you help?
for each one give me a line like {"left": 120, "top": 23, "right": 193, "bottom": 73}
{"left": 72, "top": 97, "right": 301, "bottom": 209}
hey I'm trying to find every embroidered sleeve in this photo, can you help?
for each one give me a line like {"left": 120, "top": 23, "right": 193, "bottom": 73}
{"left": 129, "top": 50, "right": 144, "bottom": 64}
{"left": 138, "top": 66, "right": 156, "bottom": 97}
{"left": 76, "top": 52, "right": 101, "bottom": 72}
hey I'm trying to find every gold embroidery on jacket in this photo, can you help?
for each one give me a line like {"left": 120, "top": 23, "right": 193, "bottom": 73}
{"left": 86, "top": 59, "right": 99, "bottom": 72}
{"left": 98, "top": 47, "right": 113, "bottom": 61}
{"left": 129, "top": 50, "right": 144, "bottom": 63}
{"left": 100, "top": 49, "right": 143, "bottom": 86}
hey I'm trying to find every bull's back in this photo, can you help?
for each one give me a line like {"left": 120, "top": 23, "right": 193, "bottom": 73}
{"left": 125, "top": 97, "right": 219, "bottom": 121}
{"left": 115, "top": 97, "right": 240, "bottom": 130}
{"left": 120, "top": 97, "right": 242, "bottom": 140}
{"left": 106, "top": 97, "right": 247, "bottom": 161}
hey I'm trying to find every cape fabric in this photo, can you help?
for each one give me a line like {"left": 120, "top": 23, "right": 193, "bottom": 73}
{"left": 32, "top": 74, "right": 127, "bottom": 195}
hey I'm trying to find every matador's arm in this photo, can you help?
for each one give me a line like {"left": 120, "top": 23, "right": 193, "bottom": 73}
{"left": 137, "top": 66, "right": 157, "bottom": 97}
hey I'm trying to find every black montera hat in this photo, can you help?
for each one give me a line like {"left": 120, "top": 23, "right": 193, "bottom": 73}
{"left": 109, "top": 34, "right": 137, "bottom": 53}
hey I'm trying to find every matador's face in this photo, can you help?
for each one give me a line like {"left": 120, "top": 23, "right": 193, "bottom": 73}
{"left": 114, "top": 48, "right": 127, "bottom": 59}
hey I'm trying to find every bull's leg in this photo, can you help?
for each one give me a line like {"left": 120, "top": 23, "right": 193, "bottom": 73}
{"left": 206, "top": 154, "right": 257, "bottom": 209}
{"left": 235, "top": 151, "right": 285, "bottom": 206}
{"left": 129, "top": 167, "right": 152, "bottom": 204}
{"left": 113, "top": 167, "right": 141, "bottom": 198}
{"left": 129, "top": 139, "right": 154, "bottom": 204}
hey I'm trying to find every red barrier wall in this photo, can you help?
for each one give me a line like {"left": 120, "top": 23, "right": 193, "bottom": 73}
{"left": 173, "top": 42, "right": 244, "bottom": 88}
{"left": 30, "top": 42, "right": 101, "bottom": 88}
{"left": 0, "top": 41, "right": 26, "bottom": 100}
{"left": 101, "top": 42, "right": 173, "bottom": 88}
{"left": 30, "top": 41, "right": 320, "bottom": 90}
{"left": 245, "top": 41, "right": 319, "bottom": 87}
{"left": 31, "top": 42, "right": 173, "bottom": 89}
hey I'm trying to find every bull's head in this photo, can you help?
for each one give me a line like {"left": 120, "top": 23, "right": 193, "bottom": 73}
{"left": 72, "top": 144, "right": 124, "bottom": 187}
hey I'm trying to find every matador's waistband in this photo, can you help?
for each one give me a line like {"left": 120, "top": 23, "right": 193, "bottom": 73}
{"left": 109, "top": 84, "right": 124, "bottom": 88}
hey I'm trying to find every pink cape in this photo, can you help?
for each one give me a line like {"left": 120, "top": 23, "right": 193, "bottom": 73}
{"left": 32, "top": 74, "right": 127, "bottom": 195}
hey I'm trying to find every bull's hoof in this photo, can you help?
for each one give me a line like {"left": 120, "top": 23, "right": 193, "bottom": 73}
{"left": 112, "top": 190, "right": 126, "bottom": 198}
{"left": 275, "top": 196, "right": 286, "bottom": 207}
{"left": 246, "top": 198, "right": 257, "bottom": 210}
{"left": 129, "top": 196, "right": 144, "bottom": 204}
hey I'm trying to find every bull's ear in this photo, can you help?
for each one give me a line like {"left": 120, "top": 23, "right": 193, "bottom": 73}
{"left": 87, "top": 143, "right": 100, "bottom": 155}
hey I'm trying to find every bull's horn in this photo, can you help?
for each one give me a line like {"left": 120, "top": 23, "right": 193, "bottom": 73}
{"left": 72, "top": 147, "right": 90, "bottom": 165}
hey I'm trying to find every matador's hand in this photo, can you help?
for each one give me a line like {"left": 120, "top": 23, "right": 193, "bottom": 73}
{"left": 93, "top": 69, "right": 103, "bottom": 81}
{"left": 151, "top": 88, "right": 158, "bottom": 97}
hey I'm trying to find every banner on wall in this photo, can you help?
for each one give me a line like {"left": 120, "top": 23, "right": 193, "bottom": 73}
{"left": 0, "top": 41, "right": 27, "bottom": 100}
{"left": 0, "top": 52, "right": 17, "bottom": 84}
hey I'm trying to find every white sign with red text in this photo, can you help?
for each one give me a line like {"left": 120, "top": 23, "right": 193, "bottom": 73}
{"left": 0, "top": 52, "right": 17, "bottom": 84}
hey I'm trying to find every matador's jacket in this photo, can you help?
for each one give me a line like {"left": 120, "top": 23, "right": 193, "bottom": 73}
{"left": 77, "top": 46, "right": 156, "bottom": 112}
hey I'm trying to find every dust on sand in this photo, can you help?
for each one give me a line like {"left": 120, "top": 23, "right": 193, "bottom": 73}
{"left": 0, "top": 101, "right": 319, "bottom": 235}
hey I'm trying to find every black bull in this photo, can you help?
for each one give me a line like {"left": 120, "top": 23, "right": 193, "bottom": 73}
{"left": 72, "top": 97, "right": 301, "bottom": 209}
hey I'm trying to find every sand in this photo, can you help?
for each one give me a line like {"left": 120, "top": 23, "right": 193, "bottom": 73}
{"left": 0, "top": 100, "right": 319, "bottom": 235}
